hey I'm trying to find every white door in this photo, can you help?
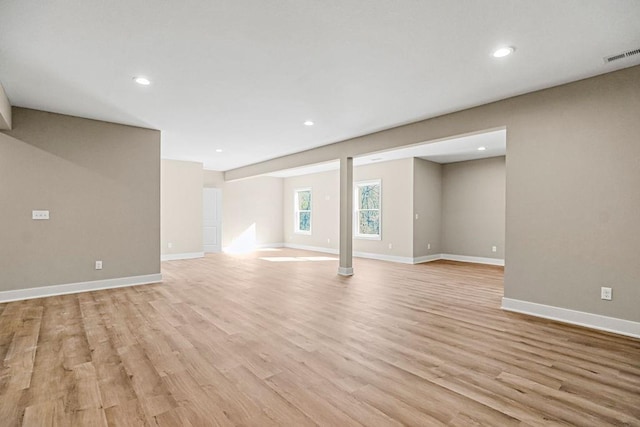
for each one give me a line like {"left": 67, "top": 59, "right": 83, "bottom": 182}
{"left": 203, "top": 188, "right": 222, "bottom": 253}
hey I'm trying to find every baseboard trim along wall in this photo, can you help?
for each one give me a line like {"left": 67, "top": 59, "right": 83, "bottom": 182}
{"left": 0, "top": 273, "right": 163, "bottom": 303}
{"left": 502, "top": 297, "right": 640, "bottom": 339}
{"left": 413, "top": 254, "right": 442, "bottom": 264}
{"left": 440, "top": 253, "right": 505, "bottom": 266}
{"left": 161, "top": 251, "right": 205, "bottom": 261}
{"left": 284, "top": 243, "right": 338, "bottom": 254}
{"left": 283, "top": 244, "right": 504, "bottom": 266}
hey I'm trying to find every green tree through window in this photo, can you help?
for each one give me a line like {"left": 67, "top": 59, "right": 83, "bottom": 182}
{"left": 355, "top": 180, "right": 381, "bottom": 238}
{"left": 294, "top": 189, "right": 312, "bottom": 234}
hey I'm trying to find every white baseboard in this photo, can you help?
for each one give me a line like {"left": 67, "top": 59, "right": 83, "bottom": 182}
{"left": 284, "top": 243, "right": 338, "bottom": 254}
{"left": 353, "top": 251, "right": 414, "bottom": 264}
{"left": 283, "top": 245, "right": 505, "bottom": 267}
{"left": 502, "top": 297, "right": 640, "bottom": 339}
{"left": 338, "top": 266, "right": 354, "bottom": 276}
{"left": 441, "top": 253, "right": 505, "bottom": 266}
{"left": 161, "top": 251, "right": 204, "bottom": 261}
{"left": 0, "top": 273, "right": 163, "bottom": 303}
{"left": 413, "top": 254, "right": 442, "bottom": 264}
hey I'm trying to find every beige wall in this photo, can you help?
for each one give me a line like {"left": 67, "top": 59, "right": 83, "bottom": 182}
{"left": 0, "top": 108, "right": 160, "bottom": 290}
{"left": 203, "top": 169, "right": 225, "bottom": 188}
{"left": 354, "top": 159, "right": 413, "bottom": 257}
{"left": 283, "top": 169, "right": 340, "bottom": 251}
{"left": 283, "top": 158, "right": 414, "bottom": 258}
{"left": 227, "top": 66, "right": 640, "bottom": 323}
{"left": 413, "top": 158, "right": 442, "bottom": 258}
{"left": 442, "top": 156, "right": 505, "bottom": 259}
{"left": 222, "top": 176, "right": 283, "bottom": 248}
{"left": 0, "top": 82, "right": 11, "bottom": 130}
{"left": 161, "top": 159, "right": 203, "bottom": 256}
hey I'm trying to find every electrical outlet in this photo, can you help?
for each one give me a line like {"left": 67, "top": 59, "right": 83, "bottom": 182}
{"left": 327, "top": 238, "right": 330, "bottom": 244}
{"left": 388, "top": 243, "right": 393, "bottom": 249}
{"left": 32, "top": 210, "right": 50, "bottom": 220}
{"left": 601, "top": 287, "right": 612, "bottom": 301}
{"left": 427, "top": 243, "right": 431, "bottom": 250}
{"left": 95, "top": 260, "right": 103, "bottom": 270}
{"left": 492, "top": 246, "right": 497, "bottom": 252}
{"left": 168, "top": 242, "right": 173, "bottom": 249}
{"left": 415, "top": 213, "right": 419, "bottom": 220}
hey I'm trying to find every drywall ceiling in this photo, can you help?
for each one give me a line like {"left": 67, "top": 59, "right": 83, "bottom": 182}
{"left": 267, "top": 129, "right": 506, "bottom": 177}
{"left": 1, "top": 1, "right": 639, "bottom": 171}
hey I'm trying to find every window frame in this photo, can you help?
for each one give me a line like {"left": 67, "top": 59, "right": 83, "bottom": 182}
{"left": 354, "top": 179, "right": 382, "bottom": 240}
{"left": 294, "top": 187, "right": 312, "bottom": 235}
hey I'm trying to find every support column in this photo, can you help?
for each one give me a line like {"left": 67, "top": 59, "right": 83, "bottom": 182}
{"left": 0, "top": 83, "right": 12, "bottom": 130}
{"left": 338, "top": 156, "right": 353, "bottom": 276}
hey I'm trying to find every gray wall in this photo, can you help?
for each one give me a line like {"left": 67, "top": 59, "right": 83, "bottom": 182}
{"left": 0, "top": 108, "right": 161, "bottom": 291}
{"left": 222, "top": 176, "right": 284, "bottom": 248}
{"left": 226, "top": 66, "right": 640, "bottom": 323}
{"left": 442, "top": 156, "right": 505, "bottom": 259}
{"left": 413, "top": 158, "right": 442, "bottom": 258}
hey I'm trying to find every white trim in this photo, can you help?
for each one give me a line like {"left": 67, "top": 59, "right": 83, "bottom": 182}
{"left": 284, "top": 243, "right": 338, "bottom": 254}
{"left": 294, "top": 187, "right": 312, "bottom": 235}
{"left": 441, "top": 253, "right": 505, "bottom": 266}
{"left": 338, "top": 267, "right": 354, "bottom": 276}
{"left": 0, "top": 273, "right": 163, "bottom": 303}
{"left": 354, "top": 179, "right": 382, "bottom": 240}
{"left": 283, "top": 246, "right": 505, "bottom": 266}
{"left": 413, "top": 254, "right": 442, "bottom": 264}
{"left": 502, "top": 298, "right": 640, "bottom": 339}
{"left": 353, "top": 251, "right": 414, "bottom": 264}
{"left": 161, "top": 252, "right": 204, "bottom": 261}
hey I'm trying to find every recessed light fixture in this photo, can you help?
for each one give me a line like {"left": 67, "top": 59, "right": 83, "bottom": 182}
{"left": 478, "top": 146, "right": 487, "bottom": 151}
{"left": 492, "top": 47, "right": 515, "bottom": 58}
{"left": 133, "top": 76, "right": 151, "bottom": 85}
{"left": 215, "top": 148, "right": 223, "bottom": 153}
{"left": 303, "top": 120, "right": 314, "bottom": 126}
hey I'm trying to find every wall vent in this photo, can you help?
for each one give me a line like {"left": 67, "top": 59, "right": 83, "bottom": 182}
{"left": 604, "top": 47, "right": 640, "bottom": 64}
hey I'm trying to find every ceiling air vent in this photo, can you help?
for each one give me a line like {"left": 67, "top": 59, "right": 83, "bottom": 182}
{"left": 604, "top": 47, "right": 640, "bottom": 64}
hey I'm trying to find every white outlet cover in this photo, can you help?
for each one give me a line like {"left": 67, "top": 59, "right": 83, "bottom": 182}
{"left": 32, "top": 210, "right": 50, "bottom": 220}
{"left": 600, "top": 287, "right": 612, "bottom": 300}
{"left": 95, "top": 260, "right": 103, "bottom": 270}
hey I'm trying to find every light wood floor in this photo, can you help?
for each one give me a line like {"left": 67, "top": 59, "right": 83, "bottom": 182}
{"left": 1, "top": 249, "right": 639, "bottom": 426}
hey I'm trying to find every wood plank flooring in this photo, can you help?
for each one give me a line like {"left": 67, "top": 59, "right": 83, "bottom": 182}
{"left": 1, "top": 248, "right": 639, "bottom": 426}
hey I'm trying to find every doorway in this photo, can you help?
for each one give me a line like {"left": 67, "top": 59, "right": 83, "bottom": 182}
{"left": 203, "top": 188, "right": 222, "bottom": 252}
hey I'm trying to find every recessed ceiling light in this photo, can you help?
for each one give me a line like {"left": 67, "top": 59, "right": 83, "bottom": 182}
{"left": 133, "top": 76, "right": 151, "bottom": 85}
{"left": 492, "top": 47, "right": 515, "bottom": 58}
{"left": 303, "top": 120, "right": 314, "bottom": 126}
{"left": 215, "top": 148, "right": 223, "bottom": 153}
{"left": 478, "top": 146, "right": 487, "bottom": 151}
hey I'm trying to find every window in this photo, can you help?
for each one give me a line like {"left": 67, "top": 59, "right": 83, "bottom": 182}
{"left": 354, "top": 180, "right": 381, "bottom": 239}
{"left": 294, "top": 188, "right": 312, "bottom": 234}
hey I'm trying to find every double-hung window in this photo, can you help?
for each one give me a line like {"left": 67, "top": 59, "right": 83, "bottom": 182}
{"left": 354, "top": 180, "right": 381, "bottom": 239}
{"left": 294, "top": 188, "right": 312, "bottom": 234}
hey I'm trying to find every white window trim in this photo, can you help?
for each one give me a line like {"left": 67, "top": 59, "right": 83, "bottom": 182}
{"left": 354, "top": 179, "right": 381, "bottom": 240}
{"left": 294, "top": 187, "right": 312, "bottom": 235}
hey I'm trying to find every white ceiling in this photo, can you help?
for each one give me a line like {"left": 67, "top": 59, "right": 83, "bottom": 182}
{"left": 267, "top": 129, "right": 506, "bottom": 178}
{"left": 1, "top": 1, "right": 639, "bottom": 171}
